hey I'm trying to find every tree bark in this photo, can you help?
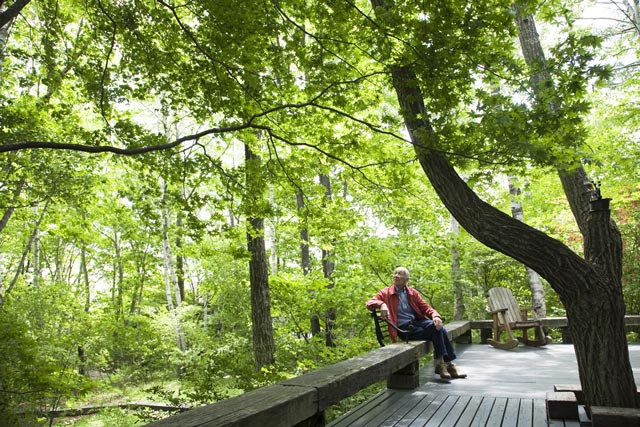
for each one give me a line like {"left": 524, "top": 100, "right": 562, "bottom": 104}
{"left": 245, "top": 144, "right": 276, "bottom": 369}
{"left": 0, "top": 0, "right": 30, "bottom": 31}
{"left": 296, "top": 190, "right": 311, "bottom": 276}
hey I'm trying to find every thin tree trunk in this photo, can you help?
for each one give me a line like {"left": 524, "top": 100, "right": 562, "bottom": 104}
{"left": 32, "top": 205, "right": 41, "bottom": 288}
{"left": 78, "top": 242, "right": 90, "bottom": 375}
{"left": 319, "top": 174, "right": 336, "bottom": 347}
{"left": 297, "top": 189, "right": 319, "bottom": 336}
{"left": 508, "top": 177, "right": 546, "bottom": 318}
{"left": 268, "top": 185, "right": 278, "bottom": 274}
{"left": 176, "top": 213, "right": 185, "bottom": 303}
{"left": 450, "top": 215, "right": 465, "bottom": 320}
{"left": 296, "top": 190, "right": 311, "bottom": 275}
{"left": 245, "top": 144, "right": 275, "bottom": 369}
{"left": 161, "top": 179, "right": 186, "bottom": 353}
{"left": 0, "top": 179, "right": 24, "bottom": 234}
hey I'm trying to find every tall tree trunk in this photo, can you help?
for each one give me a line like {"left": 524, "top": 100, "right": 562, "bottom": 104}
{"left": 112, "top": 231, "right": 124, "bottom": 320}
{"left": 176, "top": 213, "right": 185, "bottom": 301}
{"left": 268, "top": 185, "right": 278, "bottom": 274}
{"left": 508, "top": 177, "right": 546, "bottom": 318}
{"left": 297, "top": 189, "right": 319, "bottom": 336}
{"left": 319, "top": 174, "right": 336, "bottom": 347}
{"left": 32, "top": 205, "right": 41, "bottom": 288}
{"left": 296, "top": 190, "right": 311, "bottom": 275}
{"left": 450, "top": 214, "right": 465, "bottom": 320}
{"left": 176, "top": 213, "right": 185, "bottom": 303}
{"left": 78, "top": 242, "right": 90, "bottom": 375}
{"left": 161, "top": 179, "right": 186, "bottom": 353}
{"left": 245, "top": 144, "right": 275, "bottom": 369}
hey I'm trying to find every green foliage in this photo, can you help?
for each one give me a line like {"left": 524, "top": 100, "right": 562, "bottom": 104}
{"left": 1, "top": 0, "right": 640, "bottom": 424}
{"left": 0, "top": 282, "right": 94, "bottom": 424}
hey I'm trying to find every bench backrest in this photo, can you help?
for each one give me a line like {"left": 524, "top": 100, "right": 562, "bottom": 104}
{"left": 370, "top": 309, "right": 409, "bottom": 346}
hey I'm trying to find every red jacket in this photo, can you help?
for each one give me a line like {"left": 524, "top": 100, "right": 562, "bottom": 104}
{"left": 366, "top": 285, "right": 441, "bottom": 342}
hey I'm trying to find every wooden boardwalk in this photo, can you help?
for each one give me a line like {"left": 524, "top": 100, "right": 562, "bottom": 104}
{"left": 329, "top": 343, "right": 640, "bottom": 427}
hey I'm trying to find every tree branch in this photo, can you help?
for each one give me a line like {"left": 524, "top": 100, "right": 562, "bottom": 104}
{"left": 0, "top": 0, "right": 30, "bottom": 30}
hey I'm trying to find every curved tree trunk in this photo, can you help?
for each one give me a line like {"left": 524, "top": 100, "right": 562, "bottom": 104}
{"left": 389, "top": 64, "right": 637, "bottom": 409}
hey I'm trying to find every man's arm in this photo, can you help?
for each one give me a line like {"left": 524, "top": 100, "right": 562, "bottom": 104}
{"left": 366, "top": 289, "right": 390, "bottom": 319}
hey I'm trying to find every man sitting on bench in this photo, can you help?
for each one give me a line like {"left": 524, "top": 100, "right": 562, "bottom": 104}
{"left": 366, "top": 267, "right": 467, "bottom": 379}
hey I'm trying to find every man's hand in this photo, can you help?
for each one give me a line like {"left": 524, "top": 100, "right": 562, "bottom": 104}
{"left": 380, "top": 303, "right": 389, "bottom": 320}
{"left": 434, "top": 316, "right": 443, "bottom": 331}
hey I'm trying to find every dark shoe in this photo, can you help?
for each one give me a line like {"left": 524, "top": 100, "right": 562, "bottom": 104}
{"left": 435, "top": 363, "right": 451, "bottom": 379}
{"left": 447, "top": 363, "right": 467, "bottom": 379}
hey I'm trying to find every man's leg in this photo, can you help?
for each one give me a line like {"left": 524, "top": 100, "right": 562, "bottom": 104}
{"left": 406, "top": 319, "right": 456, "bottom": 362}
{"left": 406, "top": 320, "right": 466, "bottom": 379}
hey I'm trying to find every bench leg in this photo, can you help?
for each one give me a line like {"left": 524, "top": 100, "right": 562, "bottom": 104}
{"left": 387, "top": 360, "right": 420, "bottom": 389}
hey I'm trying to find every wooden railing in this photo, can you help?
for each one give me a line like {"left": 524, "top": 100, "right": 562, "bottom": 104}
{"left": 143, "top": 316, "right": 640, "bottom": 427}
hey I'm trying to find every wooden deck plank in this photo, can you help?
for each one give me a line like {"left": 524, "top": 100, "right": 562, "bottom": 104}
{"left": 390, "top": 393, "right": 439, "bottom": 427}
{"left": 329, "top": 391, "right": 395, "bottom": 427}
{"left": 532, "top": 398, "right": 547, "bottom": 427}
{"left": 473, "top": 397, "right": 497, "bottom": 426}
{"left": 332, "top": 390, "right": 406, "bottom": 427}
{"left": 438, "top": 395, "right": 471, "bottom": 427}
{"left": 485, "top": 397, "right": 508, "bottom": 426}
{"left": 515, "top": 399, "right": 533, "bottom": 427}
{"left": 501, "top": 398, "right": 520, "bottom": 427}
{"left": 377, "top": 392, "right": 432, "bottom": 427}
{"left": 424, "top": 395, "right": 459, "bottom": 426}
{"left": 453, "top": 395, "right": 484, "bottom": 426}
{"left": 407, "top": 394, "right": 449, "bottom": 426}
